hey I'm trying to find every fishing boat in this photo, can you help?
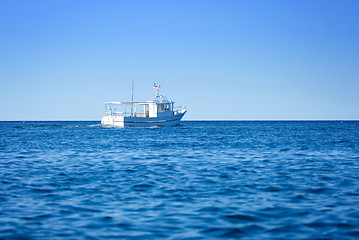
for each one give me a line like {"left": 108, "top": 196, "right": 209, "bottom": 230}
{"left": 101, "top": 83, "right": 187, "bottom": 127}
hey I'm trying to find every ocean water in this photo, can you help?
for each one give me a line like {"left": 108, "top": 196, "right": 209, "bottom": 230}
{"left": 0, "top": 121, "right": 359, "bottom": 239}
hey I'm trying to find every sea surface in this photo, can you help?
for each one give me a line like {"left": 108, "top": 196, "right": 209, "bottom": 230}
{"left": 1, "top": 121, "right": 359, "bottom": 239}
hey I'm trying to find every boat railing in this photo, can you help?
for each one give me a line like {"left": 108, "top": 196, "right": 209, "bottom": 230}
{"left": 113, "top": 111, "right": 124, "bottom": 116}
{"left": 173, "top": 106, "right": 186, "bottom": 115}
{"left": 134, "top": 112, "right": 149, "bottom": 117}
{"left": 105, "top": 109, "right": 129, "bottom": 117}
{"left": 105, "top": 109, "right": 149, "bottom": 118}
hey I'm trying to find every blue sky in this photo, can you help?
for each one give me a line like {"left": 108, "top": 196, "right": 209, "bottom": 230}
{"left": 0, "top": 0, "right": 358, "bottom": 120}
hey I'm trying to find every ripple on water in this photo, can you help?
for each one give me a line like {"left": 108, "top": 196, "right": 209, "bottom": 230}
{"left": 0, "top": 121, "right": 359, "bottom": 239}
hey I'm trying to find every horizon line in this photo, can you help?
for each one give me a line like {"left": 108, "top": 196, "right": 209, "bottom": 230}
{"left": 1, "top": 119, "right": 358, "bottom": 122}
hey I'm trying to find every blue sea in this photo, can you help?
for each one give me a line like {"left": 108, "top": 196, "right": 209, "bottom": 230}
{"left": 1, "top": 121, "right": 359, "bottom": 239}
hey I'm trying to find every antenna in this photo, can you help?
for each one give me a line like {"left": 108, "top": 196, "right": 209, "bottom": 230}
{"left": 153, "top": 83, "right": 160, "bottom": 97}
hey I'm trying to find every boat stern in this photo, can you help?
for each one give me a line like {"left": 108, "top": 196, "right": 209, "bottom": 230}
{"left": 101, "top": 116, "right": 125, "bottom": 127}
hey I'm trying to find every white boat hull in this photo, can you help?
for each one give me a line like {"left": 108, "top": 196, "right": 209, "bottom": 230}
{"left": 101, "top": 112, "right": 186, "bottom": 127}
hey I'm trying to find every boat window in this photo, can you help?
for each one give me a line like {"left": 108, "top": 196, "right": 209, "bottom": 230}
{"left": 158, "top": 103, "right": 171, "bottom": 112}
{"left": 134, "top": 104, "right": 149, "bottom": 117}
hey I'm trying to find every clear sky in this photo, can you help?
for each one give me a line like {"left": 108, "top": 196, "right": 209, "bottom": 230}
{"left": 1, "top": 0, "right": 358, "bottom": 120}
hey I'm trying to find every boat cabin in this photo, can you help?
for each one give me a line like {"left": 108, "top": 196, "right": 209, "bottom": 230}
{"left": 104, "top": 100, "right": 175, "bottom": 118}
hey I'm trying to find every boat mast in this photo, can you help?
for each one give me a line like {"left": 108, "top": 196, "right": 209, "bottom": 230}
{"left": 131, "top": 81, "right": 134, "bottom": 116}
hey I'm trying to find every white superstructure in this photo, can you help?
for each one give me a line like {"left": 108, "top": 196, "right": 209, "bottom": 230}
{"left": 101, "top": 84, "right": 187, "bottom": 127}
